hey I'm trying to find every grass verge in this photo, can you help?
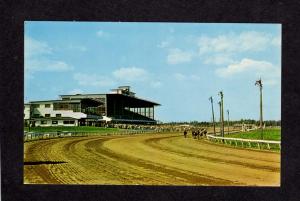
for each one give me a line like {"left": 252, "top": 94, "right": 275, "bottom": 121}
{"left": 226, "top": 128, "right": 281, "bottom": 141}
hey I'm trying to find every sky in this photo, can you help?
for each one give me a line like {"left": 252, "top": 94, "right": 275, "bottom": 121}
{"left": 24, "top": 22, "right": 281, "bottom": 122}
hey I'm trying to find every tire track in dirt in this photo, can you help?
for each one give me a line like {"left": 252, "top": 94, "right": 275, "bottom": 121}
{"left": 101, "top": 134, "right": 280, "bottom": 185}
{"left": 88, "top": 138, "right": 235, "bottom": 185}
{"left": 24, "top": 134, "right": 280, "bottom": 185}
{"left": 144, "top": 135, "right": 280, "bottom": 172}
{"left": 63, "top": 136, "right": 169, "bottom": 184}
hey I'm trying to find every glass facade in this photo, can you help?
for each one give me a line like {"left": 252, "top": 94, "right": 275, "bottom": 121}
{"left": 53, "top": 103, "right": 81, "bottom": 112}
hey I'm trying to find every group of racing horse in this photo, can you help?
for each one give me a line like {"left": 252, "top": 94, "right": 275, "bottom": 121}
{"left": 183, "top": 128, "right": 207, "bottom": 139}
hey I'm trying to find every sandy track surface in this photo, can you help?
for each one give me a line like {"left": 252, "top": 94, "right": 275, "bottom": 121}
{"left": 24, "top": 133, "right": 280, "bottom": 186}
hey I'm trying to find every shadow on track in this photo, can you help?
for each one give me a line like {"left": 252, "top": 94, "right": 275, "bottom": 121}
{"left": 24, "top": 161, "right": 67, "bottom": 165}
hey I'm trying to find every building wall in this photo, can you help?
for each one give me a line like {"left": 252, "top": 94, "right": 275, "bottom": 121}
{"left": 24, "top": 105, "right": 30, "bottom": 120}
{"left": 35, "top": 119, "right": 78, "bottom": 127}
{"left": 31, "top": 103, "right": 87, "bottom": 119}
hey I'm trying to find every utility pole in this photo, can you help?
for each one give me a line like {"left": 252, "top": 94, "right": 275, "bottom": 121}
{"left": 255, "top": 78, "right": 263, "bottom": 140}
{"left": 218, "top": 91, "right": 225, "bottom": 138}
{"left": 218, "top": 101, "right": 222, "bottom": 137}
{"left": 28, "top": 104, "right": 32, "bottom": 132}
{"left": 227, "top": 109, "right": 230, "bottom": 134}
{"left": 209, "top": 96, "right": 216, "bottom": 135}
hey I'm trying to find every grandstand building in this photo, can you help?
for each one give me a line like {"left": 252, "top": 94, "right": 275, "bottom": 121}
{"left": 24, "top": 86, "right": 160, "bottom": 127}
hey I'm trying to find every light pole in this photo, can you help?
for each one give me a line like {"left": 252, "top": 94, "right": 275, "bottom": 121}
{"left": 255, "top": 78, "right": 263, "bottom": 140}
{"left": 218, "top": 91, "right": 225, "bottom": 138}
{"left": 209, "top": 96, "right": 216, "bottom": 135}
{"left": 218, "top": 101, "right": 222, "bottom": 137}
{"left": 227, "top": 109, "right": 230, "bottom": 135}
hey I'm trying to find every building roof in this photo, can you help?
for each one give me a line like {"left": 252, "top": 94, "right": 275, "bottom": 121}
{"left": 31, "top": 117, "right": 77, "bottom": 120}
{"left": 59, "top": 94, "right": 106, "bottom": 98}
{"left": 107, "top": 93, "right": 160, "bottom": 106}
{"left": 29, "top": 99, "right": 81, "bottom": 104}
{"left": 60, "top": 92, "right": 160, "bottom": 106}
{"left": 27, "top": 86, "right": 160, "bottom": 106}
{"left": 28, "top": 98, "right": 101, "bottom": 104}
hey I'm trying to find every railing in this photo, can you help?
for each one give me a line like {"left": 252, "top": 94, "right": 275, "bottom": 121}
{"left": 23, "top": 129, "right": 163, "bottom": 142}
{"left": 206, "top": 134, "right": 281, "bottom": 150}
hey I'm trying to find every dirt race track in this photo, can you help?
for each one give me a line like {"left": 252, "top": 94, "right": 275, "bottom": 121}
{"left": 24, "top": 133, "right": 280, "bottom": 186}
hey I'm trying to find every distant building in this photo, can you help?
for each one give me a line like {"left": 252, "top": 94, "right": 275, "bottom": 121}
{"left": 233, "top": 123, "right": 258, "bottom": 131}
{"left": 24, "top": 86, "right": 160, "bottom": 127}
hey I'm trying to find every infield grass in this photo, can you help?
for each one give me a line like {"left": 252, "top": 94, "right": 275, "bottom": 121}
{"left": 226, "top": 128, "right": 281, "bottom": 141}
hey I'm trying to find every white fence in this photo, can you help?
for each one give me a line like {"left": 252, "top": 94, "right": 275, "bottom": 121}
{"left": 206, "top": 134, "right": 281, "bottom": 150}
{"left": 24, "top": 130, "right": 162, "bottom": 142}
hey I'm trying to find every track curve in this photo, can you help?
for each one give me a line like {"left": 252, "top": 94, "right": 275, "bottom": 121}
{"left": 24, "top": 133, "right": 280, "bottom": 185}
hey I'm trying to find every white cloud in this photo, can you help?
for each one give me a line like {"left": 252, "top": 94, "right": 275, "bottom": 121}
{"left": 157, "top": 41, "right": 170, "bottom": 48}
{"left": 215, "top": 58, "right": 281, "bottom": 86}
{"left": 68, "top": 89, "right": 84, "bottom": 94}
{"left": 198, "top": 31, "right": 279, "bottom": 55}
{"left": 73, "top": 73, "right": 116, "bottom": 87}
{"left": 73, "top": 67, "right": 160, "bottom": 89}
{"left": 271, "top": 36, "right": 281, "bottom": 47}
{"left": 169, "top": 28, "right": 175, "bottom": 33}
{"left": 167, "top": 48, "right": 193, "bottom": 64}
{"left": 25, "top": 36, "right": 73, "bottom": 74}
{"left": 216, "top": 58, "right": 273, "bottom": 77}
{"left": 112, "top": 67, "right": 163, "bottom": 88}
{"left": 25, "top": 36, "right": 52, "bottom": 58}
{"left": 96, "top": 30, "right": 104, "bottom": 37}
{"left": 150, "top": 81, "right": 162, "bottom": 88}
{"left": 239, "top": 31, "right": 270, "bottom": 51}
{"left": 174, "top": 73, "right": 186, "bottom": 81}
{"left": 96, "top": 30, "right": 109, "bottom": 38}
{"left": 174, "top": 73, "right": 200, "bottom": 81}
{"left": 68, "top": 44, "right": 87, "bottom": 52}
{"left": 204, "top": 54, "right": 235, "bottom": 65}
{"left": 190, "top": 75, "right": 201, "bottom": 81}
{"left": 25, "top": 59, "right": 73, "bottom": 72}
{"left": 113, "top": 67, "right": 149, "bottom": 81}
{"left": 263, "top": 79, "right": 279, "bottom": 86}
{"left": 157, "top": 36, "right": 174, "bottom": 49}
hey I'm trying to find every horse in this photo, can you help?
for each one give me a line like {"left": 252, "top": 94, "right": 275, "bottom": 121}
{"left": 192, "top": 130, "right": 199, "bottom": 139}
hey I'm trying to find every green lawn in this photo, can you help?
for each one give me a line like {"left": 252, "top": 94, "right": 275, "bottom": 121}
{"left": 226, "top": 128, "right": 281, "bottom": 141}
{"left": 24, "top": 126, "right": 121, "bottom": 133}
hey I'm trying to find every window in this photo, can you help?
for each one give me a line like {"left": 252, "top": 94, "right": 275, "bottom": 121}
{"left": 52, "top": 121, "right": 58, "bottom": 124}
{"left": 56, "top": 114, "right": 62, "bottom": 117}
{"left": 53, "top": 103, "right": 70, "bottom": 110}
{"left": 63, "top": 120, "right": 75, "bottom": 124}
{"left": 32, "top": 104, "right": 40, "bottom": 108}
{"left": 45, "top": 114, "right": 50, "bottom": 117}
{"left": 41, "top": 120, "right": 47, "bottom": 124}
{"left": 45, "top": 104, "right": 51, "bottom": 108}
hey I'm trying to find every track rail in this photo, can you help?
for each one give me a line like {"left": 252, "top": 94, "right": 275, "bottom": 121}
{"left": 206, "top": 134, "right": 281, "bottom": 150}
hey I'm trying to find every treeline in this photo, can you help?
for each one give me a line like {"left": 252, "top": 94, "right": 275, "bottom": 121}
{"left": 165, "top": 119, "right": 281, "bottom": 127}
